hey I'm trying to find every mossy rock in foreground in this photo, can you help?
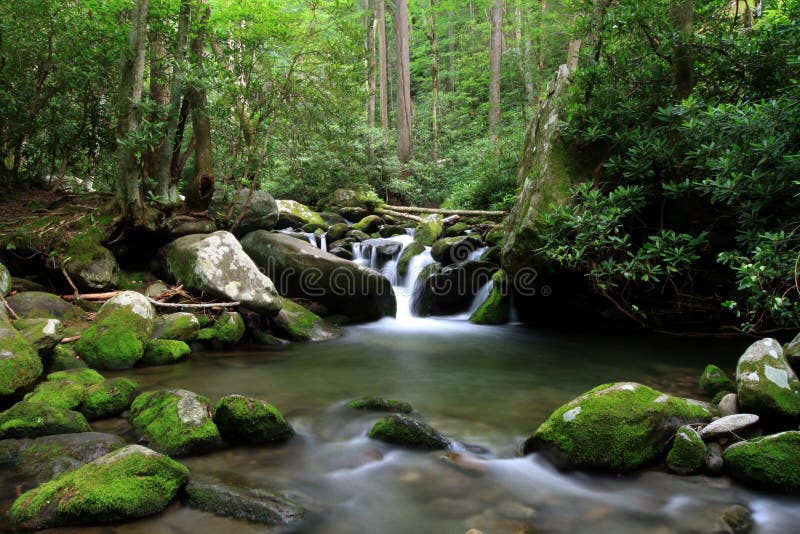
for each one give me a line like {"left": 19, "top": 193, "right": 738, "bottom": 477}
{"left": 524, "top": 382, "right": 716, "bottom": 472}
{"left": 368, "top": 414, "right": 449, "bottom": 449}
{"left": 151, "top": 312, "right": 200, "bottom": 342}
{"left": 698, "top": 364, "right": 735, "bottom": 396}
{"left": 469, "top": 269, "right": 510, "bottom": 325}
{"left": 186, "top": 478, "right": 305, "bottom": 526}
{"left": 47, "top": 368, "right": 105, "bottom": 386}
{"left": 197, "top": 312, "right": 246, "bottom": 345}
{"left": 15, "top": 432, "right": 126, "bottom": 485}
{"left": 130, "top": 389, "right": 223, "bottom": 456}
{"left": 80, "top": 377, "right": 140, "bottom": 421}
{"left": 0, "top": 321, "right": 43, "bottom": 397}
{"left": 141, "top": 339, "right": 191, "bottom": 366}
{"left": 9, "top": 445, "right": 189, "bottom": 529}
{"left": 723, "top": 431, "right": 800, "bottom": 493}
{"left": 735, "top": 338, "right": 800, "bottom": 423}
{"left": 213, "top": 394, "right": 294, "bottom": 445}
{"left": 0, "top": 402, "right": 91, "bottom": 439}
{"left": 666, "top": 425, "right": 706, "bottom": 476}
{"left": 24, "top": 380, "right": 87, "bottom": 411}
{"left": 74, "top": 308, "right": 150, "bottom": 370}
{"left": 347, "top": 397, "right": 413, "bottom": 414}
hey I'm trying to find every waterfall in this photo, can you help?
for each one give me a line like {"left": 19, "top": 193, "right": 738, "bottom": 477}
{"left": 320, "top": 232, "right": 328, "bottom": 253}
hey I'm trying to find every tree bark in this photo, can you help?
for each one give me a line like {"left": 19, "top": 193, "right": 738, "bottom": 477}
{"left": 447, "top": 10, "right": 456, "bottom": 92}
{"left": 670, "top": 0, "right": 694, "bottom": 101}
{"left": 156, "top": 0, "right": 191, "bottom": 202}
{"left": 515, "top": 5, "right": 535, "bottom": 106}
{"left": 116, "top": 0, "right": 150, "bottom": 222}
{"left": 427, "top": 0, "right": 440, "bottom": 162}
{"left": 377, "top": 0, "right": 390, "bottom": 140}
{"left": 488, "top": 0, "right": 504, "bottom": 143}
{"left": 365, "top": 0, "right": 377, "bottom": 163}
{"left": 394, "top": 0, "right": 413, "bottom": 164}
{"left": 145, "top": 31, "right": 169, "bottom": 190}
{"left": 185, "top": 1, "right": 214, "bottom": 211}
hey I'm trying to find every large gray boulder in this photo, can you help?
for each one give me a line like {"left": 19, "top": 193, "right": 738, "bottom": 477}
{"left": 736, "top": 338, "right": 800, "bottom": 423}
{"left": 9, "top": 444, "right": 189, "bottom": 529}
{"left": 411, "top": 261, "right": 497, "bottom": 317}
{"left": 0, "top": 318, "right": 43, "bottom": 397}
{"left": 6, "top": 291, "right": 83, "bottom": 322}
{"left": 13, "top": 432, "right": 126, "bottom": 484}
{"left": 276, "top": 199, "right": 325, "bottom": 229}
{"left": 158, "top": 231, "right": 281, "bottom": 316}
{"left": 240, "top": 231, "right": 396, "bottom": 322}
{"left": 214, "top": 188, "right": 280, "bottom": 236}
{"left": 63, "top": 244, "right": 119, "bottom": 291}
{"left": 523, "top": 382, "right": 717, "bottom": 471}
{"left": 186, "top": 478, "right": 305, "bottom": 526}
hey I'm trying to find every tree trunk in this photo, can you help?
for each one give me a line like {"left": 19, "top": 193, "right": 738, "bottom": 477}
{"left": 145, "top": 31, "right": 169, "bottom": 190}
{"left": 156, "top": 0, "right": 190, "bottom": 202}
{"left": 488, "top": 0, "right": 504, "bottom": 143}
{"left": 515, "top": 5, "right": 535, "bottom": 106}
{"left": 116, "top": 0, "right": 150, "bottom": 222}
{"left": 185, "top": 1, "right": 214, "bottom": 211}
{"left": 377, "top": 0, "right": 390, "bottom": 141}
{"left": 447, "top": 10, "right": 456, "bottom": 92}
{"left": 670, "top": 0, "right": 694, "bottom": 101}
{"left": 394, "top": 0, "right": 412, "bottom": 164}
{"left": 427, "top": 0, "right": 440, "bottom": 162}
{"left": 365, "top": 0, "right": 377, "bottom": 163}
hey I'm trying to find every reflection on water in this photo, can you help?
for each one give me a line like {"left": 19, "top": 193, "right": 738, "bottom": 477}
{"left": 3, "top": 320, "right": 799, "bottom": 533}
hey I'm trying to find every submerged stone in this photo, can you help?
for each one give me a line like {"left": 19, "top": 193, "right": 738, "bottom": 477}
{"left": 368, "top": 414, "right": 449, "bottom": 449}
{"left": 9, "top": 444, "right": 189, "bottom": 529}
{"left": 186, "top": 478, "right": 305, "bottom": 526}
{"left": 213, "top": 394, "right": 294, "bottom": 444}
{"left": 347, "top": 397, "right": 413, "bottom": 414}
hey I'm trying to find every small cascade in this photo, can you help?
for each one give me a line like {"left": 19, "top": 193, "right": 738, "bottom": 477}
{"left": 469, "top": 246, "right": 488, "bottom": 262}
{"left": 320, "top": 232, "right": 328, "bottom": 253}
{"left": 454, "top": 279, "right": 493, "bottom": 320}
{"left": 352, "top": 242, "right": 369, "bottom": 267}
{"left": 305, "top": 232, "right": 317, "bottom": 247}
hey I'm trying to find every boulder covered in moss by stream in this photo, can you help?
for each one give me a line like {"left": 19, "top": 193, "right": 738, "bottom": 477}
{"left": 368, "top": 414, "right": 449, "bottom": 449}
{"left": 213, "top": 188, "right": 280, "bottom": 236}
{"left": 524, "top": 382, "right": 717, "bottom": 471}
{"left": 8, "top": 444, "right": 189, "bottom": 529}
{"left": 63, "top": 242, "right": 119, "bottom": 291}
{"left": 240, "top": 231, "right": 396, "bottom": 322}
{"left": 5, "top": 291, "right": 84, "bottom": 322}
{"left": 0, "top": 316, "right": 43, "bottom": 397}
{"left": 43, "top": 344, "right": 87, "bottom": 372}
{"left": 272, "top": 298, "right": 343, "bottom": 342}
{"left": 80, "top": 377, "right": 140, "bottom": 420}
{"left": 396, "top": 241, "right": 426, "bottom": 279}
{"left": 130, "top": 389, "right": 222, "bottom": 456}
{"left": 723, "top": 431, "right": 800, "bottom": 492}
{"left": 413, "top": 215, "right": 443, "bottom": 246}
{"left": 666, "top": 425, "right": 706, "bottom": 475}
{"left": 411, "top": 261, "right": 498, "bottom": 317}
{"left": 276, "top": 199, "right": 325, "bottom": 229}
{"left": 14, "top": 317, "right": 64, "bottom": 352}
{"left": 197, "top": 311, "right": 246, "bottom": 345}
{"left": 348, "top": 397, "right": 413, "bottom": 414}
{"left": 158, "top": 231, "right": 281, "bottom": 317}
{"left": 24, "top": 379, "right": 87, "bottom": 410}
{"left": 213, "top": 394, "right": 294, "bottom": 444}
{"left": 470, "top": 269, "right": 511, "bottom": 325}
{"left": 699, "top": 364, "right": 736, "bottom": 397}
{"left": 142, "top": 339, "right": 191, "bottom": 365}
{"left": 431, "top": 235, "right": 482, "bottom": 266}
{"left": 735, "top": 338, "right": 800, "bottom": 424}
{"left": 0, "top": 402, "right": 91, "bottom": 439}
{"left": 74, "top": 291, "right": 154, "bottom": 370}
{"left": 151, "top": 312, "right": 201, "bottom": 341}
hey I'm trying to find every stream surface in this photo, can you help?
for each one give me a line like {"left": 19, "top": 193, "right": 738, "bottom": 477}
{"left": 3, "top": 235, "right": 800, "bottom": 533}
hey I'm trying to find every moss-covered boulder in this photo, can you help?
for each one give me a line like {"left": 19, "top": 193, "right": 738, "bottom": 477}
{"left": 723, "top": 431, "right": 800, "bottom": 492}
{"left": 14, "top": 432, "right": 126, "bottom": 485}
{"left": 9, "top": 444, "right": 189, "bottom": 529}
{"left": 347, "top": 397, "right": 413, "bottom": 414}
{"left": 0, "top": 318, "right": 43, "bottom": 397}
{"left": 396, "top": 242, "right": 426, "bottom": 280}
{"left": 413, "top": 215, "right": 443, "bottom": 246}
{"left": 523, "top": 382, "right": 717, "bottom": 471}
{"left": 240, "top": 231, "right": 396, "bottom": 322}
{"left": 484, "top": 225, "right": 505, "bottom": 247}
{"left": 411, "top": 261, "right": 497, "bottom": 317}
{"left": 0, "top": 402, "right": 91, "bottom": 439}
{"left": 0, "top": 261, "right": 10, "bottom": 296}
{"left": 213, "top": 394, "right": 294, "bottom": 444}
{"left": 469, "top": 269, "right": 511, "bottom": 325}
{"left": 15, "top": 317, "right": 64, "bottom": 352}
{"left": 80, "top": 378, "right": 139, "bottom": 420}
{"left": 736, "top": 338, "right": 800, "bottom": 423}
{"left": 351, "top": 215, "right": 383, "bottom": 234}
{"left": 42, "top": 344, "right": 87, "bottom": 372}
{"left": 431, "top": 235, "right": 482, "bottom": 266}
{"left": 276, "top": 199, "right": 325, "bottom": 228}
{"left": 197, "top": 311, "right": 246, "bottom": 345}
{"left": 47, "top": 368, "right": 105, "bottom": 386}
{"left": 151, "top": 312, "right": 200, "bottom": 341}
{"left": 158, "top": 231, "right": 281, "bottom": 316}
{"left": 326, "top": 223, "right": 350, "bottom": 242}
{"left": 186, "top": 478, "right": 305, "bottom": 526}
{"left": 130, "top": 389, "right": 223, "bottom": 456}
{"left": 666, "top": 425, "right": 706, "bottom": 475}
{"left": 62, "top": 243, "right": 119, "bottom": 291}
{"left": 699, "top": 364, "right": 736, "bottom": 396}
{"left": 5, "top": 291, "right": 83, "bottom": 322}
{"left": 24, "top": 380, "right": 86, "bottom": 410}
{"left": 272, "top": 298, "right": 343, "bottom": 342}
{"left": 142, "top": 339, "right": 191, "bottom": 366}
{"left": 74, "top": 291, "right": 154, "bottom": 370}
{"left": 380, "top": 225, "right": 408, "bottom": 238}
{"left": 368, "top": 414, "right": 449, "bottom": 449}
{"left": 444, "top": 222, "right": 469, "bottom": 238}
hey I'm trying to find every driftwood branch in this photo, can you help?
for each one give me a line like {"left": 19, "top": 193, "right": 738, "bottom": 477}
{"left": 60, "top": 335, "right": 81, "bottom": 343}
{"left": 376, "top": 208, "right": 423, "bottom": 223}
{"left": 147, "top": 298, "right": 240, "bottom": 309}
{"left": 61, "top": 292, "right": 121, "bottom": 301}
{"left": 383, "top": 204, "right": 507, "bottom": 218}
{"left": 0, "top": 295, "right": 19, "bottom": 321}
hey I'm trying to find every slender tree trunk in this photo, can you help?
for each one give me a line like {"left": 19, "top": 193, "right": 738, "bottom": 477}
{"left": 394, "top": 0, "right": 412, "bottom": 164}
{"left": 145, "top": 31, "right": 169, "bottom": 189}
{"left": 116, "top": 0, "right": 149, "bottom": 221}
{"left": 488, "top": 0, "right": 504, "bottom": 143}
{"left": 447, "top": 10, "right": 456, "bottom": 92}
{"left": 427, "top": 0, "right": 440, "bottom": 162}
{"left": 377, "top": 0, "right": 390, "bottom": 140}
{"left": 515, "top": 5, "right": 534, "bottom": 105}
{"left": 156, "top": 0, "right": 190, "bottom": 202}
{"left": 670, "top": 0, "right": 694, "bottom": 100}
{"left": 365, "top": 0, "right": 377, "bottom": 163}
{"left": 186, "top": 1, "right": 214, "bottom": 211}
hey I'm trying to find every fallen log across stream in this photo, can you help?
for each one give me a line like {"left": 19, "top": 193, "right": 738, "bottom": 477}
{"left": 381, "top": 205, "right": 507, "bottom": 219}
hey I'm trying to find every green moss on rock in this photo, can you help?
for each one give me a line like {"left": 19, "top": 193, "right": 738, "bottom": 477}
{"left": 352, "top": 215, "right": 383, "bottom": 234}
{"left": 524, "top": 382, "right": 716, "bottom": 471}
{"left": 152, "top": 312, "right": 200, "bottom": 341}
{"left": 0, "top": 402, "right": 91, "bottom": 439}
{"left": 80, "top": 378, "right": 140, "bottom": 421}
{"left": 9, "top": 444, "right": 189, "bottom": 529}
{"left": 213, "top": 394, "right": 294, "bottom": 444}
{"left": 130, "top": 389, "right": 223, "bottom": 456}
{"left": 196, "top": 312, "right": 245, "bottom": 345}
{"left": 396, "top": 242, "right": 426, "bottom": 279}
{"left": 273, "top": 299, "right": 342, "bottom": 342}
{"left": 47, "top": 368, "right": 105, "bottom": 386}
{"left": 699, "top": 364, "right": 735, "bottom": 396}
{"left": 43, "top": 344, "right": 87, "bottom": 372}
{"left": 413, "top": 216, "right": 443, "bottom": 246}
{"left": 368, "top": 414, "right": 449, "bottom": 449}
{"left": 24, "top": 380, "right": 87, "bottom": 410}
{"left": 0, "top": 321, "right": 43, "bottom": 397}
{"left": 736, "top": 338, "right": 800, "bottom": 422}
{"left": 74, "top": 308, "right": 149, "bottom": 370}
{"left": 142, "top": 340, "right": 191, "bottom": 366}
{"left": 666, "top": 425, "right": 706, "bottom": 475}
{"left": 723, "top": 431, "right": 800, "bottom": 492}
{"left": 469, "top": 270, "right": 510, "bottom": 325}
{"left": 347, "top": 397, "right": 413, "bottom": 414}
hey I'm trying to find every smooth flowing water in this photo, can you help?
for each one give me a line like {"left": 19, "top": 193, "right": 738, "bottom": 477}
{"left": 3, "top": 237, "right": 800, "bottom": 533}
